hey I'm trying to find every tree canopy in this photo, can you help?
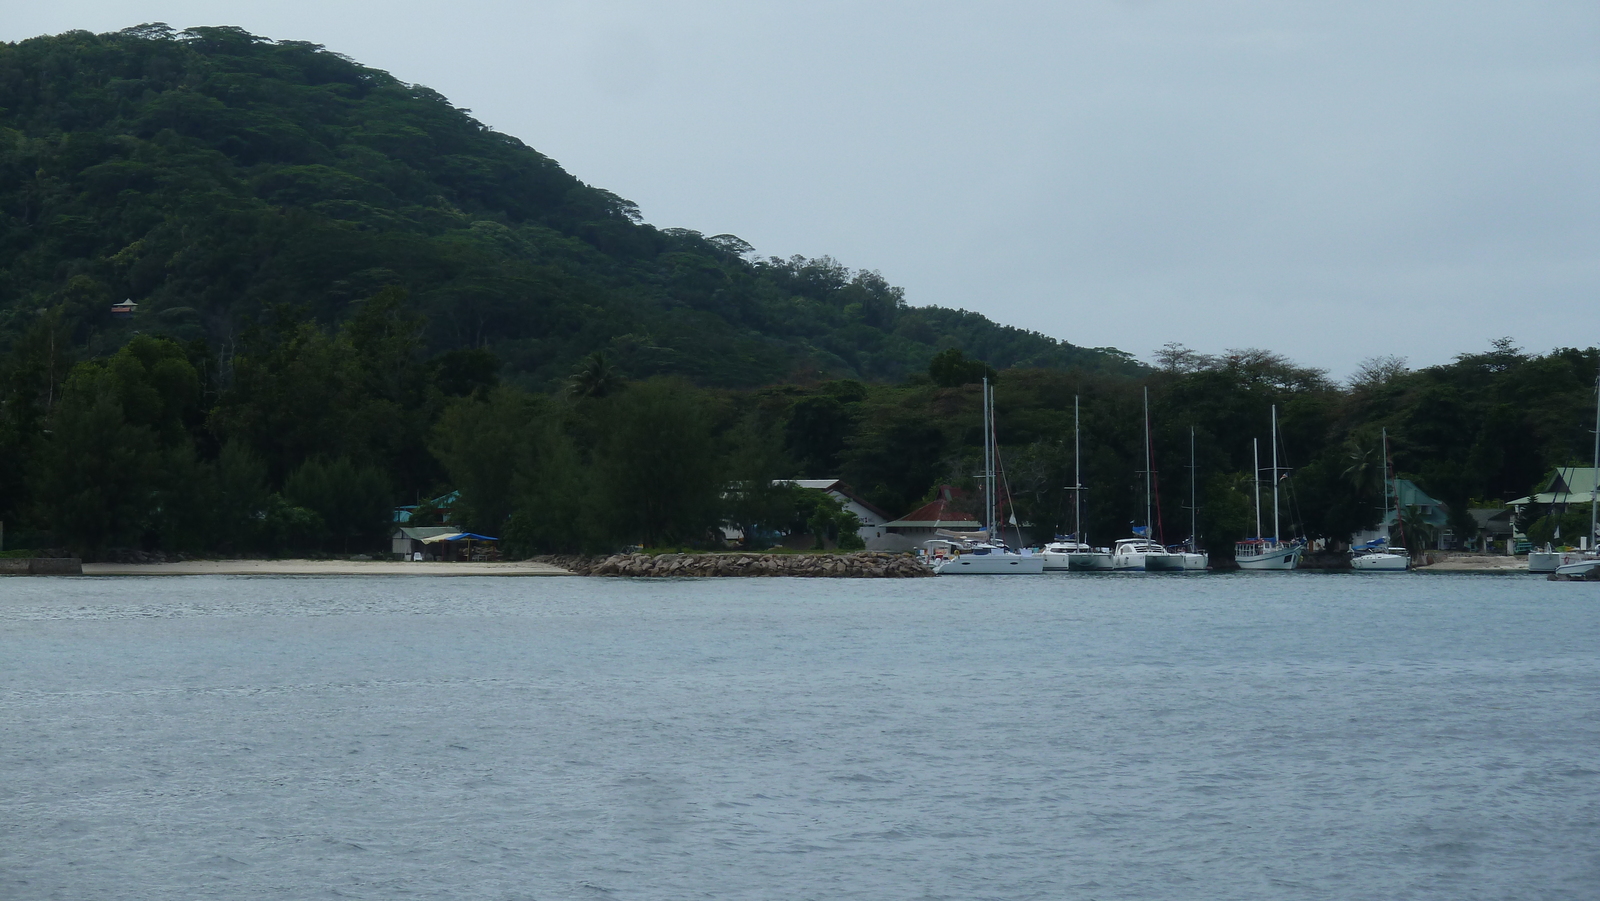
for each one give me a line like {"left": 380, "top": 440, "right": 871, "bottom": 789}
{"left": 0, "top": 25, "right": 1137, "bottom": 390}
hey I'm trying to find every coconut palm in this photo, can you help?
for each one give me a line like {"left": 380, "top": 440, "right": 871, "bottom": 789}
{"left": 566, "top": 351, "right": 621, "bottom": 400}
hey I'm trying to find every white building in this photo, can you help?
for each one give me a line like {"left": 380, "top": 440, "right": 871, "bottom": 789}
{"left": 779, "top": 479, "right": 892, "bottom": 544}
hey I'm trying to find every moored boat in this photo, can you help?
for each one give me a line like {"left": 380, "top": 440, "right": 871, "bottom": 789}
{"left": 1235, "top": 406, "right": 1303, "bottom": 571}
{"left": 1113, "top": 537, "right": 1173, "bottom": 571}
{"left": 1553, "top": 556, "right": 1600, "bottom": 578}
{"left": 1041, "top": 537, "right": 1090, "bottom": 571}
{"left": 1350, "top": 429, "right": 1411, "bottom": 572}
{"left": 1351, "top": 544, "right": 1410, "bottom": 571}
{"left": 1163, "top": 543, "right": 1210, "bottom": 571}
{"left": 934, "top": 540, "right": 1046, "bottom": 574}
{"left": 1115, "top": 388, "right": 1178, "bottom": 571}
{"left": 1539, "top": 360, "right": 1600, "bottom": 578}
{"left": 1528, "top": 546, "right": 1567, "bottom": 573}
{"left": 1068, "top": 549, "right": 1117, "bottom": 571}
{"left": 1045, "top": 396, "right": 1116, "bottom": 572}
{"left": 1235, "top": 538, "right": 1305, "bottom": 570}
{"left": 1165, "top": 427, "right": 1209, "bottom": 571}
{"left": 935, "top": 377, "right": 1043, "bottom": 576}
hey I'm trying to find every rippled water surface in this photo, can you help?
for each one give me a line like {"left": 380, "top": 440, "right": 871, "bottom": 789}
{"left": 3, "top": 572, "right": 1598, "bottom": 899}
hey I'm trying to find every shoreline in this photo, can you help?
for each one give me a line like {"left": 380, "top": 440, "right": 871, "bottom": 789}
{"left": 52, "top": 553, "right": 1540, "bottom": 577}
{"left": 80, "top": 559, "right": 573, "bottom": 576}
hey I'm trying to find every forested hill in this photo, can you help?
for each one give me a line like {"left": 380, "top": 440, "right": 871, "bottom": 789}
{"left": 0, "top": 25, "right": 1137, "bottom": 386}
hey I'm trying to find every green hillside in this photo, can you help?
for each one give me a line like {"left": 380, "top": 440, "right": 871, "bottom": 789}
{"left": 0, "top": 24, "right": 1137, "bottom": 387}
{"left": 3, "top": 25, "right": 1594, "bottom": 562}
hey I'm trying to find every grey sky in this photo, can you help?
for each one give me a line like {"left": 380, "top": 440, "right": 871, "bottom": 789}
{"left": 9, "top": 1, "right": 1597, "bottom": 378}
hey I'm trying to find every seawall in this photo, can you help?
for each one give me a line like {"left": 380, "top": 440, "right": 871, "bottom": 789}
{"left": 0, "top": 558, "right": 84, "bottom": 575}
{"left": 532, "top": 551, "right": 933, "bottom": 578}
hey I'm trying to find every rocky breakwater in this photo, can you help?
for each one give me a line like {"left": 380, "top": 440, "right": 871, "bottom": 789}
{"left": 533, "top": 551, "right": 933, "bottom": 578}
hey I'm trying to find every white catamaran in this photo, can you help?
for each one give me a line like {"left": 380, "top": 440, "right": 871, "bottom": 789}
{"left": 1042, "top": 395, "right": 1114, "bottom": 571}
{"left": 935, "top": 377, "right": 1044, "bottom": 575}
{"left": 1114, "top": 388, "right": 1178, "bottom": 571}
{"left": 1235, "top": 405, "right": 1304, "bottom": 571}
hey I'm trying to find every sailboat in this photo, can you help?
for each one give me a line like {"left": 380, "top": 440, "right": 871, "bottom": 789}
{"left": 1351, "top": 428, "right": 1410, "bottom": 572}
{"left": 1553, "top": 360, "right": 1600, "bottom": 579}
{"left": 1166, "top": 426, "right": 1209, "bottom": 570}
{"left": 1234, "top": 405, "right": 1305, "bottom": 571}
{"left": 1113, "top": 388, "right": 1177, "bottom": 571}
{"left": 1042, "top": 395, "right": 1114, "bottom": 571}
{"left": 935, "top": 377, "right": 1045, "bottom": 575}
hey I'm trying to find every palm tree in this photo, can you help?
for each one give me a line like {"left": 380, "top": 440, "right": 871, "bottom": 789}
{"left": 566, "top": 351, "right": 621, "bottom": 400}
{"left": 1340, "top": 428, "right": 1383, "bottom": 504}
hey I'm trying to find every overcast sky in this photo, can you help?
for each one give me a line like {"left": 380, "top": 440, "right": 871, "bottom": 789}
{"left": 8, "top": 1, "right": 1598, "bottom": 378}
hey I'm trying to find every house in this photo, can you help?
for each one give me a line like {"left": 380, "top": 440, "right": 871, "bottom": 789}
{"left": 873, "top": 485, "right": 983, "bottom": 552}
{"left": 391, "top": 526, "right": 457, "bottom": 559}
{"left": 722, "top": 479, "right": 892, "bottom": 548}
{"left": 1352, "top": 479, "right": 1451, "bottom": 548}
{"left": 109, "top": 300, "right": 138, "bottom": 319}
{"left": 1507, "top": 467, "right": 1599, "bottom": 512}
{"left": 1468, "top": 507, "right": 1515, "bottom": 553}
{"left": 1506, "top": 466, "right": 1599, "bottom": 544}
{"left": 779, "top": 479, "right": 892, "bottom": 544}
{"left": 393, "top": 490, "right": 460, "bottom": 524}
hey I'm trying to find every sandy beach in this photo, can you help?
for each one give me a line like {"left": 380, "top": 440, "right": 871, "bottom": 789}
{"left": 1413, "top": 553, "right": 1529, "bottom": 573}
{"left": 81, "top": 559, "right": 574, "bottom": 576}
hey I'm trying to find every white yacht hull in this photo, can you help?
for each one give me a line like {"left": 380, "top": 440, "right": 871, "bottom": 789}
{"left": 1351, "top": 552, "right": 1409, "bottom": 572}
{"left": 1235, "top": 545, "right": 1303, "bottom": 570}
{"left": 1114, "top": 551, "right": 1184, "bottom": 571}
{"left": 1543, "top": 551, "right": 1600, "bottom": 576}
{"left": 1553, "top": 557, "right": 1600, "bottom": 577}
{"left": 936, "top": 554, "right": 1045, "bottom": 575}
{"left": 1043, "top": 549, "right": 1115, "bottom": 571}
{"left": 1111, "top": 538, "right": 1173, "bottom": 572}
{"left": 1143, "top": 552, "right": 1187, "bottom": 571}
{"left": 1112, "top": 552, "right": 1146, "bottom": 571}
{"left": 1528, "top": 551, "right": 1563, "bottom": 573}
{"left": 1158, "top": 550, "right": 1203, "bottom": 569}
{"left": 1069, "top": 552, "right": 1116, "bottom": 571}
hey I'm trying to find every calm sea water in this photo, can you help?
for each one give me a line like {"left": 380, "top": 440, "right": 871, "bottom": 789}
{"left": 2, "top": 572, "right": 1597, "bottom": 900}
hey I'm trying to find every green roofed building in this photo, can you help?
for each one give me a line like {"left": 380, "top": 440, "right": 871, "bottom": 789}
{"left": 1507, "top": 467, "right": 1599, "bottom": 542}
{"left": 1353, "top": 479, "right": 1450, "bottom": 548}
{"left": 1506, "top": 467, "right": 1600, "bottom": 508}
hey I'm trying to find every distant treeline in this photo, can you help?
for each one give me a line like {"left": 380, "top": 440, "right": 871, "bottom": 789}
{"left": 0, "top": 285, "right": 1594, "bottom": 558}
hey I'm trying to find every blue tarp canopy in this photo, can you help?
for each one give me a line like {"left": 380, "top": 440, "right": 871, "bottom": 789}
{"left": 420, "top": 532, "right": 499, "bottom": 543}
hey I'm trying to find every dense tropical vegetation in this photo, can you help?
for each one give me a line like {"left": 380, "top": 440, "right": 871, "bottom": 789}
{"left": 1, "top": 26, "right": 1596, "bottom": 559}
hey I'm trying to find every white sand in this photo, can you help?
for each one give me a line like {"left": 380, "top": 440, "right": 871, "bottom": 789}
{"left": 1413, "top": 554, "right": 1527, "bottom": 572}
{"left": 81, "top": 559, "right": 573, "bottom": 576}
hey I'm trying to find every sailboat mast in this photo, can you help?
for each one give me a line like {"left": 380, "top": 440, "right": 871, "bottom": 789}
{"left": 982, "top": 377, "right": 992, "bottom": 538}
{"left": 1143, "top": 387, "right": 1154, "bottom": 537}
{"left": 991, "top": 380, "right": 1000, "bottom": 544}
{"left": 1384, "top": 427, "right": 1406, "bottom": 551}
{"left": 1380, "top": 427, "right": 1391, "bottom": 540}
{"left": 1074, "top": 395, "right": 1082, "bottom": 544}
{"left": 1271, "top": 405, "right": 1281, "bottom": 541}
{"left": 1190, "top": 426, "right": 1197, "bottom": 548}
{"left": 1252, "top": 438, "right": 1262, "bottom": 539}
{"left": 1591, "top": 362, "right": 1599, "bottom": 550}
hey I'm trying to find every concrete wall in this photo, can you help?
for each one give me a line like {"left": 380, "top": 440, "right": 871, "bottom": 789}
{"left": 0, "top": 558, "right": 84, "bottom": 575}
